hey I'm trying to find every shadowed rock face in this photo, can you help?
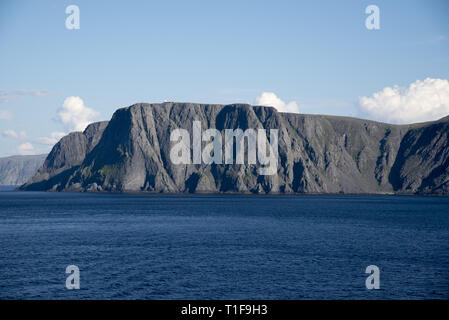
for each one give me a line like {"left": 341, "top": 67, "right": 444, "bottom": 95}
{"left": 389, "top": 117, "right": 449, "bottom": 195}
{"left": 21, "top": 121, "right": 108, "bottom": 191}
{"left": 20, "top": 103, "right": 449, "bottom": 195}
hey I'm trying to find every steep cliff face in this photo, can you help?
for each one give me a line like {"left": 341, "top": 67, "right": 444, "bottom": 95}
{"left": 21, "top": 103, "right": 449, "bottom": 195}
{"left": 0, "top": 154, "right": 47, "bottom": 185}
{"left": 389, "top": 117, "right": 449, "bottom": 195}
{"left": 21, "top": 121, "right": 108, "bottom": 191}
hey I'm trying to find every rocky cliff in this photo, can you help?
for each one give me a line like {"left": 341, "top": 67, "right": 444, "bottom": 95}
{"left": 0, "top": 154, "right": 47, "bottom": 185}
{"left": 20, "top": 103, "right": 449, "bottom": 195}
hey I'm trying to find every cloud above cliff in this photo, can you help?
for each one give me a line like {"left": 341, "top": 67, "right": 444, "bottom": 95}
{"left": 57, "top": 96, "right": 98, "bottom": 132}
{"left": 35, "top": 131, "right": 66, "bottom": 145}
{"left": 256, "top": 92, "right": 300, "bottom": 113}
{"left": 2, "top": 130, "right": 26, "bottom": 139}
{"left": 358, "top": 78, "right": 449, "bottom": 124}
{"left": 17, "top": 142, "right": 35, "bottom": 155}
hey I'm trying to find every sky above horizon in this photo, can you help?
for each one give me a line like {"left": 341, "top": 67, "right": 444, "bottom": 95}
{"left": 1, "top": 0, "right": 449, "bottom": 156}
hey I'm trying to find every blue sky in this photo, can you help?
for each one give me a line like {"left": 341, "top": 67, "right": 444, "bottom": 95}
{"left": 1, "top": 0, "right": 449, "bottom": 156}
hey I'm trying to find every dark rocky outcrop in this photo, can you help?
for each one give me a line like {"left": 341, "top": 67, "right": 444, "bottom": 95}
{"left": 20, "top": 103, "right": 449, "bottom": 195}
{"left": 21, "top": 121, "right": 108, "bottom": 191}
{"left": 389, "top": 117, "right": 449, "bottom": 195}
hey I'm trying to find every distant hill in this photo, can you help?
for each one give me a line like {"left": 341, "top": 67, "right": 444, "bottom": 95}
{"left": 20, "top": 102, "right": 449, "bottom": 195}
{"left": 0, "top": 154, "right": 47, "bottom": 186}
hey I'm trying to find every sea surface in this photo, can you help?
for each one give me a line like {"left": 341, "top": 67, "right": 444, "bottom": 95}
{"left": 0, "top": 189, "right": 448, "bottom": 299}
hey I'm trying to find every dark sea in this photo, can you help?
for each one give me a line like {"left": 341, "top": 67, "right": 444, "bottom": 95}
{"left": 0, "top": 188, "right": 448, "bottom": 299}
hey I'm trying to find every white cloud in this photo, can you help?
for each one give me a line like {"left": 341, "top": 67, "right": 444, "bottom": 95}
{"left": 359, "top": 78, "right": 449, "bottom": 124}
{"left": 57, "top": 96, "right": 98, "bottom": 131}
{"left": 412, "top": 35, "right": 448, "bottom": 46}
{"left": 255, "top": 92, "right": 300, "bottom": 113}
{"left": 35, "top": 131, "right": 66, "bottom": 145}
{"left": 0, "top": 89, "right": 50, "bottom": 103}
{"left": 2, "top": 130, "right": 26, "bottom": 139}
{"left": 17, "top": 142, "right": 35, "bottom": 155}
{"left": 0, "top": 109, "right": 12, "bottom": 120}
